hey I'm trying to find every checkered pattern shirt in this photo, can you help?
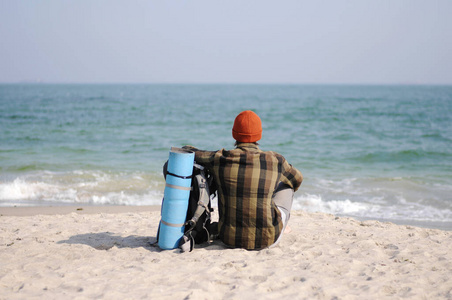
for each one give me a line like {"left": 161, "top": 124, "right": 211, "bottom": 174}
{"left": 183, "top": 143, "right": 303, "bottom": 249}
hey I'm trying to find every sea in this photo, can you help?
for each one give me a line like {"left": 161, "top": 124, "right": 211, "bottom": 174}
{"left": 1, "top": 84, "right": 451, "bottom": 230}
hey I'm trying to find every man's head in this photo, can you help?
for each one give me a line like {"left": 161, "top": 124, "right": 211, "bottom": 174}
{"left": 232, "top": 110, "right": 262, "bottom": 143}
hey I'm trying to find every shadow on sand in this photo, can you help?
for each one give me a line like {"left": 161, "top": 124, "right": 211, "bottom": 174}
{"left": 58, "top": 232, "right": 160, "bottom": 252}
{"left": 58, "top": 232, "right": 227, "bottom": 252}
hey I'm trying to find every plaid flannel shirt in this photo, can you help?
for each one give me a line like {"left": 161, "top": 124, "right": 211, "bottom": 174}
{"left": 183, "top": 143, "right": 302, "bottom": 249}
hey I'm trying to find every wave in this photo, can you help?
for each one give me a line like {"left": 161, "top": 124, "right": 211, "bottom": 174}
{"left": 2, "top": 115, "right": 38, "bottom": 120}
{"left": 293, "top": 193, "right": 452, "bottom": 224}
{"left": 349, "top": 149, "right": 452, "bottom": 164}
{"left": 0, "top": 171, "right": 165, "bottom": 207}
{"left": 1, "top": 170, "right": 452, "bottom": 230}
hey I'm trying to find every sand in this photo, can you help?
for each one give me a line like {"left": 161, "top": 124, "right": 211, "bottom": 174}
{"left": 0, "top": 206, "right": 451, "bottom": 300}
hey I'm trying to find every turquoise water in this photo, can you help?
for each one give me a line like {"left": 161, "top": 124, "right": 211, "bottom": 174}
{"left": 1, "top": 84, "right": 451, "bottom": 229}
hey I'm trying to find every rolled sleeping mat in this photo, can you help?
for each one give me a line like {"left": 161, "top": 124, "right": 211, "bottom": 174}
{"left": 158, "top": 147, "right": 195, "bottom": 250}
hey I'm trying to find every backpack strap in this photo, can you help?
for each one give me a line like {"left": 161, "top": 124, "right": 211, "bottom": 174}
{"left": 186, "top": 173, "right": 210, "bottom": 229}
{"left": 180, "top": 167, "right": 212, "bottom": 252}
{"left": 180, "top": 232, "right": 195, "bottom": 252}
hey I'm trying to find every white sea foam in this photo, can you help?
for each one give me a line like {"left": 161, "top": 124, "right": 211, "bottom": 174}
{"left": 293, "top": 193, "right": 372, "bottom": 215}
{"left": 0, "top": 171, "right": 165, "bottom": 207}
{"left": 0, "top": 178, "right": 56, "bottom": 201}
{"left": 293, "top": 193, "right": 452, "bottom": 223}
{"left": 1, "top": 171, "right": 451, "bottom": 229}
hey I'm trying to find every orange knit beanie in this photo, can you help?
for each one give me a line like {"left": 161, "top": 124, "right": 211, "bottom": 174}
{"left": 232, "top": 110, "right": 262, "bottom": 143}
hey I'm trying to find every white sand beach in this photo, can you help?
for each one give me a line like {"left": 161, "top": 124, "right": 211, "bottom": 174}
{"left": 1, "top": 206, "right": 451, "bottom": 299}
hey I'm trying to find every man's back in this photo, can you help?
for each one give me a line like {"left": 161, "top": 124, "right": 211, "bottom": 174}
{"left": 184, "top": 143, "right": 302, "bottom": 249}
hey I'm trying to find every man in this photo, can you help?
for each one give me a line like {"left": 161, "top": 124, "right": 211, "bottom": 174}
{"left": 183, "top": 110, "right": 302, "bottom": 250}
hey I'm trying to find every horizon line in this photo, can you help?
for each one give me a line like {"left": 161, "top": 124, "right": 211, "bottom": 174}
{"left": 1, "top": 81, "right": 452, "bottom": 86}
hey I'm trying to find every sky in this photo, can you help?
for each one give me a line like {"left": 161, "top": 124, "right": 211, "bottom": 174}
{"left": 1, "top": 1, "right": 451, "bottom": 84}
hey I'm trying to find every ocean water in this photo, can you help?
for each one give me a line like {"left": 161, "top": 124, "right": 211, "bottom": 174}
{"left": 1, "top": 84, "right": 451, "bottom": 230}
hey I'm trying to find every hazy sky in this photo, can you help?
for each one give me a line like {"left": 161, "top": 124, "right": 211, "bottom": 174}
{"left": 1, "top": 1, "right": 451, "bottom": 84}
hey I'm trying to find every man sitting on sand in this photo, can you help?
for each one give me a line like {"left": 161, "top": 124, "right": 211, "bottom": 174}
{"left": 183, "top": 110, "right": 302, "bottom": 250}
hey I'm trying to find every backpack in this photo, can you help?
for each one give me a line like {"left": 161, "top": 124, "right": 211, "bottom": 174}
{"left": 161, "top": 161, "right": 217, "bottom": 252}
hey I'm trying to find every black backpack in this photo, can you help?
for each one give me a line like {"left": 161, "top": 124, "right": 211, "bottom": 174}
{"left": 161, "top": 161, "right": 217, "bottom": 252}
